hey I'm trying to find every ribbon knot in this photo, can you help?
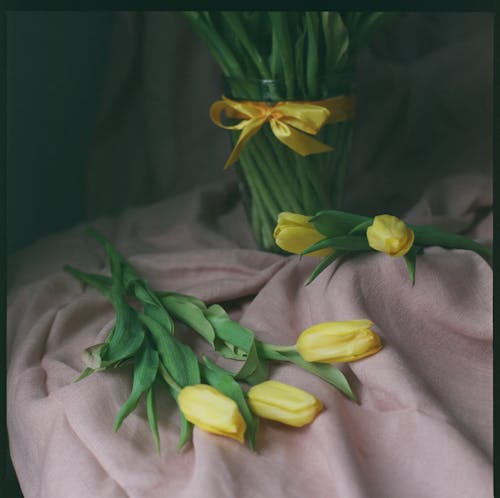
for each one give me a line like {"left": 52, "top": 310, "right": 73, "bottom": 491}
{"left": 210, "top": 95, "right": 356, "bottom": 169}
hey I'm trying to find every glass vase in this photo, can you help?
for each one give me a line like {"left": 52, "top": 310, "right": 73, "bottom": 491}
{"left": 223, "top": 74, "right": 355, "bottom": 253}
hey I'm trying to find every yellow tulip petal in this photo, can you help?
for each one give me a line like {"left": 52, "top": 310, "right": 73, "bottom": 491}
{"left": 274, "top": 212, "right": 333, "bottom": 257}
{"left": 296, "top": 320, "right": 383, "bottom": 363}
{"left": 367, "top": 214, "right": 414, "bottom": 257}
{"left": 178, "top": 385, "right": 246, "bottom": 443}
{"left": 247, "top": 380, "right": 323, "bottom": 427}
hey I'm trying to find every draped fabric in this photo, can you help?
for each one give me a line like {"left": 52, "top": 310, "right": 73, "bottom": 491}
{"left": 7, "top": 174, "right": 492, "bottom": 498}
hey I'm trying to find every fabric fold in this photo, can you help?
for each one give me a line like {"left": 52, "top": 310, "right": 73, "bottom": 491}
{"left": 7, "top": 175, "right": 492, "bottom": 498}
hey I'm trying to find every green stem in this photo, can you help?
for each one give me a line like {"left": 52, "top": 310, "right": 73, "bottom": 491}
{"left": 268, "top": 12, "right": 295, "bottom": 97}
{"left": 220, "top": 12, "right": 271, "bottom": 79}
{"left": 237, "top": 154, "right": 278, "bottom": 250}
{"left": 305, "top": 12, "right": 320, "bottom": 98}
{"left": 412, "top": 227, "right": 493, "bottom": 260}
{"left": 253, "top": 131, "right": 303, "bottom": 212}
{"left": 239, "top": 150, "right": 280, "bottom": 217}
{"left": 247, "top": 143, "right": 290, "bottom": 211}
{"left": 263, "top": 343, "right": 297, "bottom": 354}
{"left": 183, "top": 12, "right": 243, "bottom": 77}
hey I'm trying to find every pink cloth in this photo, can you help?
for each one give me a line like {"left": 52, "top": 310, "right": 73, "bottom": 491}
{"left": 7, "top": 175, "right": 492, "bottom": 498}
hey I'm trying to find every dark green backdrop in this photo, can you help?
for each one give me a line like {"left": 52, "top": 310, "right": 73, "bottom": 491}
{"left": 7, "top": 12, "right": 113, "bottom": 254}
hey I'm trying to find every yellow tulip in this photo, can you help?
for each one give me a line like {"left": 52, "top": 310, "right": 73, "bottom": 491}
{"left": 296, "top": 320, "right": 382, "bottom": 363}
{"left": 177, "top": 384, "right": 246, "bottom": 443}
{"left": 366, "top": 214, "right": 414, "bottom": 257}
{"left": 247, "top": 380, "right": 323, "bottom": 427}
{"left": 273, "top": 212, "right": 332, "bottom": 257}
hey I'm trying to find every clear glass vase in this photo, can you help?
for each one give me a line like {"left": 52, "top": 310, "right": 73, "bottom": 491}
{"left": 223, "top": 74, "right": 355, "bottom": 253}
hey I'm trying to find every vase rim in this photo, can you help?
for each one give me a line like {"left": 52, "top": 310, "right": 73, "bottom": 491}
{"left": 223, "top": 73, "right": 355, "bottom": 102}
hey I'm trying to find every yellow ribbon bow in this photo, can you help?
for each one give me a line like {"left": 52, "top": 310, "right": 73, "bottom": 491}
{"left": 210, "top": 95, "right": 356, "bottom": 169}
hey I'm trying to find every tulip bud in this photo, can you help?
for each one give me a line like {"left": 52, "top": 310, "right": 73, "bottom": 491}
{"left": 296, "top": 320, "right": 382, "bottom": 363}
{"left": 82, "top": 343, "right": 108, "bottom": 369}
{"left": 177, "top": 384, "right": 247, "bottom": 443}
{"left": 366, "top": 214, "right": 414, "bottom": 257}
{"left": 247, "top": 380, "right": 323, "bottom": 427}
{"left": 274, "top": 212, "right": 333, "bottom": 257}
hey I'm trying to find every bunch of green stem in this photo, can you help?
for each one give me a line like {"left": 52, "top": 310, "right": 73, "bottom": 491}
{"left": 183, "top": 11, "right": 392, "bottom": 252}
{"left": 183, "top": 11, "right": 392, "bottom": 92}
{"left": 233, "top": 122, "right": 353, "bottom": 251}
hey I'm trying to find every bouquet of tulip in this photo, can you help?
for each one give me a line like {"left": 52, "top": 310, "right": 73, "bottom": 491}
{"left": 183, "top": 11, "right": 393, "bottom": 252}
{"left": 65, "top": 228, "right": 383, "bottom": 451}
{"left": 274, "top": 210, "right": 493, "bottom": 284}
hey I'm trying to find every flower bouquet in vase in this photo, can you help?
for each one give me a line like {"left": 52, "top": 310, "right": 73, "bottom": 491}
{"left": 184, "top": 11, "right": 393, "bottom": 252}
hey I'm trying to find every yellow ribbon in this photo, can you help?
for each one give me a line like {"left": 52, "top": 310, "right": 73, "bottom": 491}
{"left": 210, "top": 95, "right": 356, "bottom": 169}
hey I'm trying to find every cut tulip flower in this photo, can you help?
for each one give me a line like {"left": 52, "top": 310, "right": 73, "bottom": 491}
{"left": 296, "top": 320, "right": 383, "bottom": 363}
{"left": 274, "top": 212, "right": 333, "bottom": 257}
{"left": 247, "top": 380, "right": 323, "bottom": 427}
{"left": 366, "top": 214, "right": 414, "bottom": 257}
{"left": 178, "top": 384, "right": 247, "bottom": 443}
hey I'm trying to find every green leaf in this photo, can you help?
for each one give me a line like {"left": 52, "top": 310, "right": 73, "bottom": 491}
{"left": 302, "top": 235, "right": 370, "bottom": 254}
{"left": 86, "top": 242, "right": 146, "bottom": 365}
{"left": 85, "top": 227, "right": 170, "bottom": 313}
{"left": 157, "top": 292, "right": 207, "bottom": 310}
{"left": 306, "top": 250, "right": 347, "bottom": 285}
{"left": 404, "top": 246, "right": 419, "bottom": 286}
{"left": 300, "top": 237, "right": 335, "bottom": 255}
{"left": 146, "top": 385, "right": 161, "bottom": 454}
{"left": 126, "top": 277, "right": 176, "bottom": 335}
{"left": 234, "top": 342, "right": 269, "bottom": 385}
{"left": 205, "top": 305, "right": 254, "bottom": 351}
{"left": 201, "top": 357, "right": 259, "bottom": 450}
{"left": 310, "top": 210, "right": 371, "bottom": 238}
{"left": 177, "top": 410, "right": 193, "bottom": 450}
{"left": 161, "top": 295, "right": 216, "bottom": 347}
{"left": 412, "top": 226, "right": 492, "bottom": 260}
{"left": 213, "top": 340, "right": 247, "bottom": 361}
{"left": 348, "top": 219, "right": 373, "bottom": 236}
{"left": 114, "top": 341, "right": 160, "bottom": 432}
{"left": 258, "top": 344, "right": 356, "bottom": 402}
{"left": 102, "top": 306, "right": 145, "bottom": 366}
{"left": 129, "top": 280, "right": 160, "bottom": 308}
{"left": 205, "top": 305, "right": 269, "bottom": 384}
{"left": 63, "top": 265, "right": 112, "bottom": 299}
{"left": 74, "top": 367, "right": 98, "bottom": 382}
{"left": 143, "top": 302, "right": 175, "bottom": 336}
{"left": 138, "top": 313, "right": 201, "bottom": 388}
{"left": 168, "top": 385, "right": 194, "bottom": 450}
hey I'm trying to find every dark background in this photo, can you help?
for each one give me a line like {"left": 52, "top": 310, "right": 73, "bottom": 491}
{"left": 7, "top": 12, "right": 113, "bottom": 254}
